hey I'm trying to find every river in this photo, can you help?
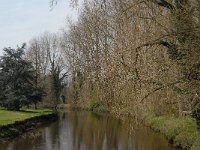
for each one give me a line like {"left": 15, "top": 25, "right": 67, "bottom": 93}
{"left": 0, "top": 111, "right": 177, "bottom": 150}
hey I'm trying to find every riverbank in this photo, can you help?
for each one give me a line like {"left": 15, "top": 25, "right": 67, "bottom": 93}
{"left": 0, "top": 108, "right": 58, "bottom": 142}
{"left": 144, "top": 113, "right": 200, "bottom": 150}
{"left": 63, "top": 104, "right": 200, "bottom": 150}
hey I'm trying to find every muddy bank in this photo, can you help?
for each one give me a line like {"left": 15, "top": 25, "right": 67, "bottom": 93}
{"left": 0, "top": 113, "right": 58, "bottom": 143}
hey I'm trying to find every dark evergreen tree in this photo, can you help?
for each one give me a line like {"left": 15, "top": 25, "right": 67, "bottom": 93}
{"left": 50, "top": 64, "right": 67, "bottom": 111}
{"left": 26, "top": 87, "right": 45, "bottom": 109}
{"left": 0, "top": 44, "right": 44, "bottom": 110}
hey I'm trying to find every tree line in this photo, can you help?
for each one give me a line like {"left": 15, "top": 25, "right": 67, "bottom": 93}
{"left": 57, "top": 0, "right": 200, "bottom": 120}
{"left": 0, "top": 0, "right": 200, "bottom": 121}
{"left": 0, "top": 33, "right": 67, "bottom": 111}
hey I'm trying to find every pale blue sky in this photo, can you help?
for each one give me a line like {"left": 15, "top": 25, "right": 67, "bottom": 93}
{"left": 0, "top": 0, "right": 78, "bottom": 55}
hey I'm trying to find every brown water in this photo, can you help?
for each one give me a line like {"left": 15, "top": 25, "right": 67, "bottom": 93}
{"left": 0, "top": 112, "right": 177, "bottom": 150}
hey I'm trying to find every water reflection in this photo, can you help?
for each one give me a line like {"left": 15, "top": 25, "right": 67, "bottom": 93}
{"left": 0, "top": 112, "right": 176, "bottom": 150}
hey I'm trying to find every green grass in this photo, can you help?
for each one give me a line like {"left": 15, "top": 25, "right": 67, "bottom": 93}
{"left": 0, "top": 108, "right": 53, "bottom": 126}
{"left": 144, "top": 113, "right": 200, "bottom": 149}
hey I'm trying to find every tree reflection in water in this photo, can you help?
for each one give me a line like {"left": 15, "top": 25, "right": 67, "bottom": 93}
{"left": 0, "top": 112, "right": 176, "bottom": 150}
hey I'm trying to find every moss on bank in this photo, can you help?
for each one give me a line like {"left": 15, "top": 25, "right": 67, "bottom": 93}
{"left": 144, "top": 113, "right": 200, "bottom": 150}
{"left": 0, "top": 108, "right": 58, "bottom": 142}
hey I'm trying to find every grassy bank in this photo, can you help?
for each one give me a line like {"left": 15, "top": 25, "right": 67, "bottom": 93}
{"left": 0, "top": 108, "right": 57, "bottom": 142}
{"left": 144, "top": 113, "right": 200, "bottom": 150}
{"left": 0, "top": 108, "right": 53, "bottom": 126}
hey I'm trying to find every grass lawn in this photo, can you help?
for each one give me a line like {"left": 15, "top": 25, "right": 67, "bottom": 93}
{"left": 0, "top": 108, "right": 53, "bottom": 126}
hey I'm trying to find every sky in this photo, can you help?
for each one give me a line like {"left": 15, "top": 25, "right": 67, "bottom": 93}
{"left": 0, "top": 0, "right": 78, "bottom": 55}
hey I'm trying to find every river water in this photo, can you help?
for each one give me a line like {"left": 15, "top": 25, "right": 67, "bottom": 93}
{"left": 0, "top": 111, "right": 177, "bottom": 150}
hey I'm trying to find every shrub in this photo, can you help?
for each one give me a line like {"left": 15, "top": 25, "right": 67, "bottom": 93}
{"left": 191, "top": 135, "right": 200, "bottom": 150}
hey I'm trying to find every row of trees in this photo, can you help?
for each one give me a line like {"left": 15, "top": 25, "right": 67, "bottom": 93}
{"left": 52, "top": 0, "right": 200, "bottom": 119}
{"left": 1, "top": 0, "right": 200, "bottom": 120}
{"left": 0, "top": 33, "right": 67, "bottom": 111}
{"left": 26, "top": 33, "right": 67, "bottom": 110}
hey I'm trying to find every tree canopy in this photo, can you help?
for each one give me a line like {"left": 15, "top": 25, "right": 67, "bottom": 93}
{"left": 0, "top": 45, "right": 44, "bottom": 110}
